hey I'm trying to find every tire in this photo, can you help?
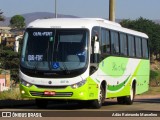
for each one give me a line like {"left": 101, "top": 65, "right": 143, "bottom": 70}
{"left": 125, "top": 85, "right": 135, "bottom": 105}
{"left": 91, "top": 86, "right": 105, "bottom": 109}
{"left": 117, "top": 97, "right": 125, "bottom": 104}
{"left": 35, "top": 99, "right": 48, "bottom": 108}
{"left": 117, "top": 84, "right": 135, "bottom": 105}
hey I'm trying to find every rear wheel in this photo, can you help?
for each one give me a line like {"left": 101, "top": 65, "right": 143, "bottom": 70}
{"left": 125, "top": 85, "right": 135, "bottom": 105}
{"left": 117, "top": 97, "right": 125, "bottom": 104}
{"left": 91, "top": 86, "right": 105, "bottom": 109}
{"left": 35, "top": 99, "right": 48, "bottom": 108}
{"left": 117, "top": 84, "right": 135, "bottom": 105}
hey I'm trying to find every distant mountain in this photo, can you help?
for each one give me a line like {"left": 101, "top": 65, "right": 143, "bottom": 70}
{"left": 153, "top": 20, "right": 160, "bottom": 24}
{"left": 0, "top": 12, "right": 78, "bottom": 27}
{"left": 0, "top": 12, "right": 160, "bottom": 27}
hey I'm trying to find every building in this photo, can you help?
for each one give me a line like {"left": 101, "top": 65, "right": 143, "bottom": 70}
{"left": 0, "top": 77, "right": 5, "bottom": 91}
{"left": 0, "top": 27, "right": 11, "bottom": 44}
{"left": 0, "top": 70, "right": 10, "bottom": 91}
{"left": 6, "top": 37, "right": 15, "bottom": 47}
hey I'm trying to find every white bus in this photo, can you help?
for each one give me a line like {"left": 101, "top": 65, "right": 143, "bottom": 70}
{"left": 20, "top": 18, "right": 150, "bottom": 108}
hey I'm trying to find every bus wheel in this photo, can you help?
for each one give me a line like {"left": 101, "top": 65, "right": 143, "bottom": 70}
{"left": 117, "top": 97, "right": 125, "bottom": 104}
{"left": 91, "top": 86, "right": 105, "bottom": 109}
{"left": 35, "top": 99, "right": 48, "bottom": 108}
{"left": 125, "top": 85, "right": 135, "bottom": 105}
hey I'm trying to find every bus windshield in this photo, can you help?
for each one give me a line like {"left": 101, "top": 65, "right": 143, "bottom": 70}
{"left": 21, "top": 28, "right": 89, "bottom": 76}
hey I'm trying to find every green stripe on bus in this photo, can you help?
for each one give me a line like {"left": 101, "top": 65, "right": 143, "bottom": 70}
{"left": 107, "top": 75, "right": 130, "bottom": 91}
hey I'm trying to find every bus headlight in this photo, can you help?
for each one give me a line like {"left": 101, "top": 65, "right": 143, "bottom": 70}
{"left": 21, "top": 79, "right": 32, "bottom": 87}
{"left": 71, "top": 80, "right": 87, "bottom": 89}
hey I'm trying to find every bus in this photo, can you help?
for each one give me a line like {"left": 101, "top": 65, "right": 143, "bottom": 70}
{"left": 19, "top": 18, "right": 150, "bottom": 108}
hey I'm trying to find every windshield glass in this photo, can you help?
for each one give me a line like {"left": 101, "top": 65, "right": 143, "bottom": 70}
{"left": 21, "top": 28, "right": 89, "bottom": 74}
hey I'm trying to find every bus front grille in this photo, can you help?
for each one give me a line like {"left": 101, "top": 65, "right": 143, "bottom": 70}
{"left": 35, "top": 85, "right": 67, "bottom": 89}
{"left": 30, "top": 91, "right": 73, "bottom": 97}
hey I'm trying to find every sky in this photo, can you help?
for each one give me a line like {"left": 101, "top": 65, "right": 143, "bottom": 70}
{"left": 0, "top": 0, "right": 160, "bottom": 20}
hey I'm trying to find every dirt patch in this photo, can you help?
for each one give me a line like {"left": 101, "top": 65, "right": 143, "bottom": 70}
{"left": 135, "top": 94, "right": 160, "bottom": 99}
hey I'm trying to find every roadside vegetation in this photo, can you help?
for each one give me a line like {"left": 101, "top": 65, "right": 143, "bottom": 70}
{"left": 144, "top": 87, "right": 160, "bottom": 95}
{"left": 0, "top": 87, "right": 21, "bottom": 100}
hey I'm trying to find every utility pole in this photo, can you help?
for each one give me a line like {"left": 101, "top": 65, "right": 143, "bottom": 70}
{"left": 109, "top": 0, "right": 115, "bottom": 22}
{"left": 55, "top": 0, "right": 57, "bottom": 18}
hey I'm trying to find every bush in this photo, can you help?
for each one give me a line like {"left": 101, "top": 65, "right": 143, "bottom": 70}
{"left": 0, "top": 88, "right": 21, "bottom": 100}
{"left": 150, "top": 70, "right": 158, "bottom": 80}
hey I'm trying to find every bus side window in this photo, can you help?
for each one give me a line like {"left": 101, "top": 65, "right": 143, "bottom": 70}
{"left": 111, "top": 31, "right": 119, "bottom": 55}
{"left": 101, "top": 28, "right": 110, "bottom": 54}
{"left": 128, "top": 35, "right": 135, "bottom": 57}
{"left": 142, "top": 38, "right": 149, "bottom": 59}
{"left": 120, "top": 33, "right": 128, "bottom": 56}
{"left": 135, "top": 37, "right": 142, "bottom": 58}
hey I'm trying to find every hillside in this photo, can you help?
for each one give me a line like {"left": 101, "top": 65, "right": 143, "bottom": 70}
{"left": 0, "top": 12, "right": 78, "bottom": 27}
{"left": 1, "top": 12, "right": 160, "bottom": 27}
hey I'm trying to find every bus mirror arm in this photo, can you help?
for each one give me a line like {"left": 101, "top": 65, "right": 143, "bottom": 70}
{"left": 91, "top": 35, "right": 99, "bottom": 54}
{"left": 91, "top": 35, "right": 100, "bottom": 63}
{"left": 90, "top": 64, "right": 98, "bottom": 75}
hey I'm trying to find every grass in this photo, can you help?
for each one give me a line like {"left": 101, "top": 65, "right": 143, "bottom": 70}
{"left": 0, "top": 87, "right": 22, "bottom": 100}
{"left": 143, "top": 87, "right": 160, "bottom": 95}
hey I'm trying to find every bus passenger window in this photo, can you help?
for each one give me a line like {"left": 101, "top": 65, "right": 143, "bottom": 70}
{"left": 135, "top": 37, "right": 142, "bottom": 58}
{"left": 111, "top": 31, "right": 119, "bottom": 55}
{"left": 120, "top": 33, "right": 128, "bottom": 56}
{"left": 128, "top": 35, "right": 135, "bottom": 57}
{"left": 142, "top": 38, "right": 149, "bottom": 59}
{"left": 101, "top": 29, "right": 110, "bottom": 54}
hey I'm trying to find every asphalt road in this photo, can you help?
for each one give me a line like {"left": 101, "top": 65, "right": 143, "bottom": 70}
{"left": 0, "top": 95, "right": 160, "bottom": 110}
{"left": 0, "top": 95, "right": 160, "bottom": 118}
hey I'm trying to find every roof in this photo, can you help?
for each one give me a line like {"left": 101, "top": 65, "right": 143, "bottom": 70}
{"left": 28, "top": 18, "right": 99, "bottom": 29}
{"left": 27, "top": 18, "right": 148, "bottom": 38}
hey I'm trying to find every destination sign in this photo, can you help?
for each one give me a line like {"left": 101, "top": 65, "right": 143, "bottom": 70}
{"left": 28, "top": 55, "right": 43, "bottom": 61}
{"left": 33, "top": 32, "right": 53, "bottom": 37}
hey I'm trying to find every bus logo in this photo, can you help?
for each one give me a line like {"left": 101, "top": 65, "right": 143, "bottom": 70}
{"left": 48, "top": 81, "right": 52, "bottom": 84}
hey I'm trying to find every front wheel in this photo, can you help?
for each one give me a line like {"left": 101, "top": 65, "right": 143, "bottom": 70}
{"left": 91, "top": 86, "right": 105, "bottom": 109}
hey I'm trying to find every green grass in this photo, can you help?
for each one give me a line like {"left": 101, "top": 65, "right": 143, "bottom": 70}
{"left": 0, "top": 88, "right": 22, "bottom": 100}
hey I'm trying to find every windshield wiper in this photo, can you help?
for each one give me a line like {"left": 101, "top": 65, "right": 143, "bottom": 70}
{"left": 61, "top": 62, "right": 71, "bottom": 74}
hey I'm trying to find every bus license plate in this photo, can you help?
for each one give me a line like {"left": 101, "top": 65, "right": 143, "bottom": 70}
{"left": 44, "top": 91, "right": 56, "bottom": 96}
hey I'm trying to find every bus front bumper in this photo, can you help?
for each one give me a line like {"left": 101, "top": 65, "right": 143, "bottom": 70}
{"left": 20, "top": 81, "right": 98, "bottom": 101}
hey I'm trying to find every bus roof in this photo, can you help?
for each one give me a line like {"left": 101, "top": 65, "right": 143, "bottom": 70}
{"left": 27, "top": 18, "right": 148, "bottom": 38}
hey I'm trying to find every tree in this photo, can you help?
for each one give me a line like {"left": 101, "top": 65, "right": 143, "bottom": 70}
{"left": 10, "top": 15, "right": 25, "bottom": 29}
{"left": 120, "top": 17, "right": 160, "bottom": 59}
{"left": 0, "top": 48, "right": 20, "bottom": 83}
{"left": 0, "top": 9, "right": 5, "bottom": 21}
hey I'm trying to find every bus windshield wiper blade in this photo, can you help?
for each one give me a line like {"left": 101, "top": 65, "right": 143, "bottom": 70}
{"left": 62, "top": 62, "right": 71, "bottom": 74}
